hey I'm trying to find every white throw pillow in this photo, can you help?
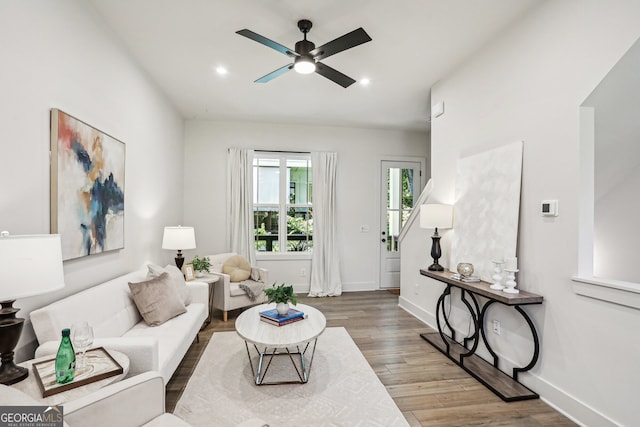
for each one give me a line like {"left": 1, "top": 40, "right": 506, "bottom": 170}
{"left": 208, "top": 253, "right": 232, "bottom": 273}
{"left": 147, "top": 264, "right": 192, "bottom": 306}
{"left": 223, "top": 255, "right": 251, "bottom": 282}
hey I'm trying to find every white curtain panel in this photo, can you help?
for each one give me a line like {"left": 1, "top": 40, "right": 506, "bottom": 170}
{"left": 227, "top": 148, "right": 256, "bottom": 266}
{"left": 309, "top": 151, "right": 342, "bottom": 296}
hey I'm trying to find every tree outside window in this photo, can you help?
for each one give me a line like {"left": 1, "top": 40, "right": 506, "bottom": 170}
{"left": 253, "top": 154, "right": 312, "bottom": 253}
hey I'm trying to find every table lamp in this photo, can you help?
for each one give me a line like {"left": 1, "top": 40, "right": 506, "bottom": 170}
{"left": 420, "top": 204, "right": 454, "bottom": 271}
{"left": 162, "top": 226, "right": 196, "bottom": 270}
{"left": 0, "top": 232, "right": 65, "bottom": 385}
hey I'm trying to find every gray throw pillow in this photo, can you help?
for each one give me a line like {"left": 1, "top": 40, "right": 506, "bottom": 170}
{"left": 129, "top": 273, "right": 187, "bottom": 326}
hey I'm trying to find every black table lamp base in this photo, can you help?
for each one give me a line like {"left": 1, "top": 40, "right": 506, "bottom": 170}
{"left": 427, "top": 229, "right": 444, "bottom": 271}
{"left": 174, "top": 250, "right": 185, "bottom": 271}
{"left": 0, "top": 301, "right": 29, "bottom": 385}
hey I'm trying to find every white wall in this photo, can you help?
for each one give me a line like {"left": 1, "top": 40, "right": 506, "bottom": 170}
{"left": 586, "top": 38, "right": 640, "bottom": 283}
{"left": 183, "top": 120, "right": 428, "bottom": 292}
{"left": 401, "top": 1, "right": 640, "bottom": 426}
{"left": 594, "top": 166, "right": 640, "bottom": 282}
{"left": 0, "top": 1, "right": 185, "bottom": 359}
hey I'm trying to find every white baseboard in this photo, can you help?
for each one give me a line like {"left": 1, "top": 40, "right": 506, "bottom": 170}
{"left": 398, "top": 295, "right": 436, "bottom": 327}
{"left": 293, "top": 281, "right": 378, "bottom": 294}
{"left": 397, "top": 295, "right": 619, "bottom": 427}
{"left": 527, "top": 373, "right": 620, "bottom": 427}
{"left": 342, "top": 281, "right": 378, "bottom": 292}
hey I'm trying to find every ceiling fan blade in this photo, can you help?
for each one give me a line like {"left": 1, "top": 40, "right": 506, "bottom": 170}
{"left": 236, "top": 29, "right": 298, "bottom": 57}
{"left": 315, "top": 62, "right": 356, "bottom": 88}
{"left": 309, "top": 28, "right": 372, "bottom": 61}
{"left": 255, "top": 64, "right": 294, "bottom": 83}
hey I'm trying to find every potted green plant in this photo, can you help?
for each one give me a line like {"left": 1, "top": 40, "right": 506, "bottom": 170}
{"left": 191, "top": 255, "right": 211, "bottom": 278}
{"left": 264, "top": 283, "right": 297, "bottom": 315}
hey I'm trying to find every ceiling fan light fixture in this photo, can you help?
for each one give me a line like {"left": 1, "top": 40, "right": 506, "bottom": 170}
{"left": 236, "top": 20, "right": 371, "bottom": 86}
{"left": 294, "top": 56, "right": 316, "bottom": 74}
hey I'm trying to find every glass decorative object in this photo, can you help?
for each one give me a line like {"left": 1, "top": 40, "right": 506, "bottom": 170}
{"left": 457, "top": 263, "right": 474, "bottom": 278}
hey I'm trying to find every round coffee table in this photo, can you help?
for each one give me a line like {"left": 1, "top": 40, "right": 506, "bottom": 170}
{"left": 236, "top": 303, "right": 326, "bottom": 385}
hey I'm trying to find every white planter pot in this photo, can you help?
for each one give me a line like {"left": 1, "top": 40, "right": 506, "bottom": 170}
{"left": 276, "top": 302, "right": 289, "bottom": 316}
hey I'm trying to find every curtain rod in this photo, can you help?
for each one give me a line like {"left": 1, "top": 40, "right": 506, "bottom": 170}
{"left": 254, "top": 149, "right": 310, "bottom": 154}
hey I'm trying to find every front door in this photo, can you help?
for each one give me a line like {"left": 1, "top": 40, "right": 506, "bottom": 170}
{"left": 379, "top": 161, "right": 421, "bottom": 288}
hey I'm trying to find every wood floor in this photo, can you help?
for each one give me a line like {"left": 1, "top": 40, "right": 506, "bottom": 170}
{"left": 167, "top": 291, "right": 576, "bottom": 426}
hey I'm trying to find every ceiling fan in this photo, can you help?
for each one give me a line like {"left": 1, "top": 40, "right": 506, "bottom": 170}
{"left": 236, "top": 19, "right": 372, "bottom": 88}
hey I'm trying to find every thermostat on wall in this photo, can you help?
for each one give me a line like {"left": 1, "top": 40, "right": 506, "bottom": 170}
{"left": 541, "top": 200, "right": 558, "bottom": 217}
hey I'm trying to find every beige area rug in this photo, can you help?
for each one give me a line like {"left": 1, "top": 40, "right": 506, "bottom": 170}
{"left": 174, "top": 327, "right": 409, "bottom": 427}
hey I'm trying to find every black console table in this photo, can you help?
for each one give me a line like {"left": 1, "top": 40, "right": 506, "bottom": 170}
{"left": 419, "top": 269, "right": 543, "bottom": 401}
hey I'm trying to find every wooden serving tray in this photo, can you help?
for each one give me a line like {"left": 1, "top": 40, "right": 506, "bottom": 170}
{"left": 32, "top": 347, "right": 123, "bottom": 397}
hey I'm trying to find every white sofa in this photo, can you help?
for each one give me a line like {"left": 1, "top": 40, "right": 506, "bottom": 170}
{"left": 207, "top": 252, "right": 269, "bottom": 322}
{"left": 0, "top": 371, "right": 191, "bottom": 427}
{"left": 30, "top": 267, "right": 208, "bottom": 383}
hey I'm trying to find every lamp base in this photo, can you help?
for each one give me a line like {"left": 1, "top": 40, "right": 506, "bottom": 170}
{"left": 0, "top": 355, "right": 28, "bottom": 385}
{"left": 0, "top": 302, "right": 28, "bottom": 385}
{"left": 174, "top": 252, "right": 185, "bottom": 271}
{"left": 428, "top": 233, "right": 444, "bottom": 272}
{"left": 427, "top": 263, "right": 444, "bottom": 272}
{"left": 174, "top": 249, "right": 184, "bottom": 271}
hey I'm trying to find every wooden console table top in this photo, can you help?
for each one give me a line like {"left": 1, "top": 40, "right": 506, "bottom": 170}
{"left": 420, "top": 269, "right": 543, "bottom": 305}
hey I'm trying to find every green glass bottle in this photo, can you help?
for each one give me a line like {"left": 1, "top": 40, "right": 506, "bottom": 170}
{"left": 55, "top": 328, "right": 76, "bottom": 384}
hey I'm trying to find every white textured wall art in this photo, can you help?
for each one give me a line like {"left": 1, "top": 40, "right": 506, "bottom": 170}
{"left": 449, "top": 141, "right": 523, "bottom": 282}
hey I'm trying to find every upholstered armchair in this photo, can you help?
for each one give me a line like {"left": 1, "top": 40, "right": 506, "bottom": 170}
{"left": 207, "top": 252, "right": 269, "bottom": 321}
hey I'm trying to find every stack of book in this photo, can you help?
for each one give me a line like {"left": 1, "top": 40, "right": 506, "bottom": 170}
{"left": 259, "top": 307, "right": 305, "bottom": 326}
{"left": 451, "top": 273, "right": 481, "bottom": 283}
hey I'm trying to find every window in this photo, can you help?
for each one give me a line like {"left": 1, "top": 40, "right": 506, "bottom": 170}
{"left": 385, "top": 165, "right": 418, "bottom": 252}
{"left": 253, "top": 153, "right": 312, "bottom": 254}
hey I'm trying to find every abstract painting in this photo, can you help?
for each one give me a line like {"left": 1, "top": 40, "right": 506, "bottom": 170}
{"left": 449, "top": 141, "right": 523, "bottom": 282}
{"left": 50, "top": 109, "right": 125, "bottom": 260}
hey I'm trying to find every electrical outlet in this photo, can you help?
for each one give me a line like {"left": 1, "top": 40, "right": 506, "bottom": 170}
{"left": 300, "top": 268, "right": 306, "bottom": 277}
{"left": 492, "top": 320, "right": 501, "bottom": 335}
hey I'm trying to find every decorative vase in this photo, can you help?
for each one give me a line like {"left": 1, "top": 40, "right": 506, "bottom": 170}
{"left": 276, "top": 302, "right": 289, "bottom": 316}
{"left": 457, "top": 263, "right": 474, "bottom": 278}
{"left": 195, "top": 271, "right": 204, "bottom": 278}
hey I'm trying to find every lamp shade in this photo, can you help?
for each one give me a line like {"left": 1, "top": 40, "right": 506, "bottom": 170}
{"left": 162, "top": 226, "right": 196, "bottom": 250}
{"left": 420, "top": 204, "right": 454, "bottom": 230}
{"left": 0, "top": 233, "right": 65, "bottom": 300}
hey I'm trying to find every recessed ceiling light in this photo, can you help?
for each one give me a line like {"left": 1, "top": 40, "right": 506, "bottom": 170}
{"left": 216, "top": 66, "right": 228, "bottom": 75}
{"left": 360, "top": 78, "right": 371, "bottom": 86}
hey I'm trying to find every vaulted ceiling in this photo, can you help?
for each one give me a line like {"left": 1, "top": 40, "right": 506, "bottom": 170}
{"left": 90, "top": 0, "right": 540, "bottom": 130}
